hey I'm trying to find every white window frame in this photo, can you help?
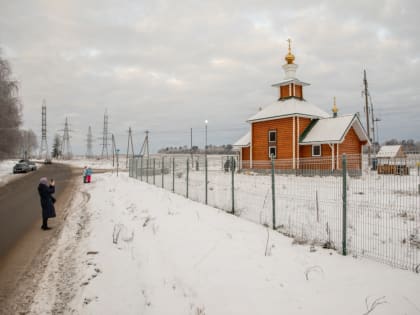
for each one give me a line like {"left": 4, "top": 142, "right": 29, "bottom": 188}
{"left": 268, "top": 130, "right": 276, "bottom": 142}
{"left": 312, "top": 144, "right": 321, "bottom": 157}
{"left": 268, "top": 146, "right": 277, "bottom": 159}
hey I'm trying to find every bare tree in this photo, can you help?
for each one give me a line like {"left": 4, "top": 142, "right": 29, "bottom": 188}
{"left": 18, "top": 129, "right": 38, "bottom": 158}
{"left": 0, "top": 51, "right": 22, "bottom": 159}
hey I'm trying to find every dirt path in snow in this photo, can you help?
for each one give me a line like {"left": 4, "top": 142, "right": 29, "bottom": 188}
{"left": 0, "top": 166, "right": 94, "bottom": 314}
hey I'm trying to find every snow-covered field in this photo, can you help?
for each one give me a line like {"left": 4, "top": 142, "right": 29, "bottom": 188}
{"left": 131, "top": 158, "right": 420, "bottom": 271}
{"left": 54, "top": 156, "right": 127, "bottom": 170}
{"left": 30, "top": 172, "right": 419, "bottom": 315}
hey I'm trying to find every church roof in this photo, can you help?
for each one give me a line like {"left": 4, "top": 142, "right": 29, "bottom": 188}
{"left": 233, "top": 131, "right": 251, "bottom": 147}
{"left": 247, "top": 98, "right": 329, "bottom": 123}
{"left": 299, "top": 114, "right": 369, "bottom": 144}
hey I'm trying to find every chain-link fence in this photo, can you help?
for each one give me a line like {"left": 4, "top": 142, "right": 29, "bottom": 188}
{"left": 129, "top": 154, "right": 420, "bottom": 272}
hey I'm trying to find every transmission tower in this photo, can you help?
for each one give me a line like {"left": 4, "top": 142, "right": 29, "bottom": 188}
{"left": 138, "top": 130, "right": 150, "bottom": 159}
{"left": 100, "top": 109, "right": 110, "bottom": 159}
{"left": 126, "top": 127, "right": 134, "bottom": 167}
{"left": 86, "top": 125, "right": 94, "bottom": 158}
{"left": 60, "top": 117, "right": 73, "bottom": 159}
{"left": 38, "top": 99, "right": 49, "bottom": 159}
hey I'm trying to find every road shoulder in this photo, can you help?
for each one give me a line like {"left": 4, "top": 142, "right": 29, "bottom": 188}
{"left": 0, "top": 167, "right": 82, "bottom": 314}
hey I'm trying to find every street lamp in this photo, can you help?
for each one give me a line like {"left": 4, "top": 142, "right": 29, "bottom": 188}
{"left": 204, "top": 120, "right": 208, "bottom": 153}
{"left": 204, "top": 120, "right": 208, "bottom": 204}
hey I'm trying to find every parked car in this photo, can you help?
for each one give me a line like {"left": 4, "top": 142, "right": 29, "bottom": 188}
{"left": 13, "top": 162, "right": 30, "bottom": 174}
{"left": 27, "top": 161, "right": 37, "bottom": 171}
{"left": 18, "top": 159, "right": 37, "bottom": 171}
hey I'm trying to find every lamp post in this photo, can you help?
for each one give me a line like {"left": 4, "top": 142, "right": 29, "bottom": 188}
{"left": 205, "top": 120, "right": 208, "bottom": 204}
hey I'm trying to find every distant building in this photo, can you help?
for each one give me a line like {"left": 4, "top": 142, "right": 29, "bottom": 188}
{"left": 234, "top": 40, "right": 370, "bottom": 171}
{"left": 376, "top": 145, "right": 405, "bottom": 160}
{"left": 375, "top": 145, "right": 409, "bottom": 174}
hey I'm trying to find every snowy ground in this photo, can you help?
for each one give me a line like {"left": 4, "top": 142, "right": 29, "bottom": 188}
{"left": 0, "top": 159, "right": 29, "bottom": 187}
{"left": 30, "top": 172, "right": 420, "bottom": 315}
{"left": 133, "top": 160, "right": 420, "bottom": 271}
{"left": 53, "top": 156, "right": 125, "bottom": 170}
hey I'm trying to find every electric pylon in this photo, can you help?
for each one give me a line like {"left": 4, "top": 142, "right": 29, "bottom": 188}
{"left": 100, "top": 109, "right": 110, "bottom": 159}
{"left": 60, "top": 117, "right": 72, "bottom": 159}
{"left": 38, "top": 99, "right": 49, "bottom": 160}
{"left": 86, "top": 126, "right": 93, "bottom": 158}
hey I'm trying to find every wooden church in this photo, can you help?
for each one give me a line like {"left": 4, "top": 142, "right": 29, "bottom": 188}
{"left": 234, "top": 40, "right": 370, "bottom": 172}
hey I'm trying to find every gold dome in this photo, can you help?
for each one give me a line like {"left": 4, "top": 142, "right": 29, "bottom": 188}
{"left": 285, "top": 38, "right": 295, "bottom": 64}
{"left": 332, "top": 96, "right": 339, "bottom": 116}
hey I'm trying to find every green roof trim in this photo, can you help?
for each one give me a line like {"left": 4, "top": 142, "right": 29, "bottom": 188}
{"left": 299, "top": 119, "right": 319, "bottom": 143}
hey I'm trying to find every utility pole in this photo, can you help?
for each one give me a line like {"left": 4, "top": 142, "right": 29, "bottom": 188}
{"left": 86, "top": 126, "right": 93, "bottom": 158}
{"left": 112, "top": 133, "right": 116, "bottom": 167}
{"left": 126, "top": 127, "right": 134, "bottom": 168}
{"left": 39, "top": 99, "right": 49, "bottom": 160}
{"left": 363, "top": 70, "right": 371, "bottom": 167}
{"left": 139, "top": 130, "right": 150, "bottom": 159}
{"left": 190, "top": 127, "right": 193, "bottom": 164}
{"left": 369, "top": 95, "right": 377, "bottom": 155}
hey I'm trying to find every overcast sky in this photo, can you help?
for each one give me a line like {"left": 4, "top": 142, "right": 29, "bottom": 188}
{"left": 1, "top": 0, "right": 419, "bottom": 155}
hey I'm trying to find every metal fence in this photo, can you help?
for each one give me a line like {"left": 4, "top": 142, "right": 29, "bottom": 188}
{"left": 129, "top": 154, "right": 420, "bottom": 272}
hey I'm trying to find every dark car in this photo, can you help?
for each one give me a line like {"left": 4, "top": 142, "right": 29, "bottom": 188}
{"left": 13, "top": 162, "right": 30, "bottom": 174}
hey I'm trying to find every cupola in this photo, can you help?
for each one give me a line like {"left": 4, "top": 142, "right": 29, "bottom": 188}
{"left": 271, "top": 39, "right": 310, "bottom": 101}
{"left": 332, "top": 96, "right": 339, "bottom": 118}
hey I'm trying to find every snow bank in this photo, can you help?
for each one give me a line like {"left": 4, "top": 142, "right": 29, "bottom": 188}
{"left": 0, "top": 159, "right": 18, "bottom": 186}
{"left": 30, "top": 173, "right": 420, "bottom": 315}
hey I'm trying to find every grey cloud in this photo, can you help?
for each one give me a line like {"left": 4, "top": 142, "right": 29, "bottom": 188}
{"left": 0, "top": 0, "right": 419, "bottom": 154}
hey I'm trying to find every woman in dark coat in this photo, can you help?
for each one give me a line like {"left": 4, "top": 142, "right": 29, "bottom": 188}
{"left": 38, "top": 177, "right": 56, "bottom": 230}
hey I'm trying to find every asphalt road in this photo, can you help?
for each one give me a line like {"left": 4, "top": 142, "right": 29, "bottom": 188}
{"left": 0, "top": 162, "right": 81, "bottom": 313}
{"left": 0, "top": 162, "right": 73, "bottom": 257}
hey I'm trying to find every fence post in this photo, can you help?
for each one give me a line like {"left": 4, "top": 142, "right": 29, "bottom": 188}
{"left": 342, "top": 154, "right": 347, "bottom": 256}
{"left": 140, "top": 157, "right": 143, "bottom": 181}
{"left": 205, "top": 155, "right": 208, "bottom": 204}
{"left": 271, "top": 155, "right": 276, "bottom": 230}
{"left": 186, "top": 158, "right": 189, "bottom": 198}
{"left": 135, "top": 158, "right": 138, "bottom": 179}
{"left": 153, "top": 158, "right": 156, "bottom": 185}
{"left": 146, "top": 158, "right": 149, "bottom": 183}
{"left": 161, "top": 156, "right": 164, "bottom": 188}
{"left": 172, "top": 157, "right": 175, "bottom": 193}
{"left": 231, "top": 156, "right": 235, "bottom": 214}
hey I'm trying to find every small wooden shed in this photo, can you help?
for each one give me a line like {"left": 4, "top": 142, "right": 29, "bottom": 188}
{"left": 376, "top": 145, "right": 408, "bottom": 175}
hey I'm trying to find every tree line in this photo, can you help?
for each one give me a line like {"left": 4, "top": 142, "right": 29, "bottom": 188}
{"left": 383, "top": 139, "right": 420, "bottom": 153}
{"left": 0, "top": 51, "right": 38, "bottom": 159}
{"left": 158, "top": 144, "right": 235, "bottom": 155}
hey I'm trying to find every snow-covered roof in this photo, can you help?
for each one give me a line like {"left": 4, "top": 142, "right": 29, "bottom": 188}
{"left": 233, "top": 131, "right": 251, "bottom": 147}
{"left": 247, "top": 98, "right": 329, "bottom": 122}
{"left": 300, "top": 114, "right": 370, "bottom": 144}
{"left": 271, "top": 78, "right": 310, "bottom": 87}
{"left": 376, "top": 145, "right": 404, "bottom": 158}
